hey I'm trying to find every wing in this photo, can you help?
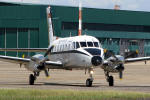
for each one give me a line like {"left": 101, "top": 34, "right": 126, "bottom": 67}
{"left": 0, "top": 48, "right": 48, "bottom": 52}
{"left": 0, "top": 55, "right": 30, "bottom": 64}
{"left": 0, "top": 55, "right": 63, "bottom": 69}
{"left": 45, "top": 61, "right": 63, "bottom": 69}
{"left": 125, "top": 56, "right": 150, "bottom": 63}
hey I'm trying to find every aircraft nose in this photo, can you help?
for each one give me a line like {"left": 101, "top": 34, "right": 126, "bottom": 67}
{"left": 91, "top": 56, "right": 103, "bottom": 66}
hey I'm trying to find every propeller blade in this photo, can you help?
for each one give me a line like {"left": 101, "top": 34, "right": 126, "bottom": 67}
{"left": 44, "top": 69, "right": 50, "bottom": 78}
{"left": 119, "top": 71, "right": 123, "bottom": 79}
{"left": 44, "top": 45, "right": 54, "bottom": 57}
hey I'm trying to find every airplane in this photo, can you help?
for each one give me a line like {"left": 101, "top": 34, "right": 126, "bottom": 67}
{"left": 0, "top": 5, "right": 150, "bottom": 87}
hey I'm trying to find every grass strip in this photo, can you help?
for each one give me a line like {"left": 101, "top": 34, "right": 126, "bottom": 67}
{"left": 0, "top": 89, "right": 150, "bottom": 100}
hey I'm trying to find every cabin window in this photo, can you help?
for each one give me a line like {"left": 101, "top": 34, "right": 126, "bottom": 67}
{"left": 60, "top": 45, "right": 62, "bottom": 51}
{"left": 57, "top": 45, "right": 59, "bottom": 52}
{"left": 62, "top": 44, "right": 65, "bottom": 51}
{"left": 80, "top": 42, "right": 87, "bottom": 47}
{"left": 87, "top": 42, "right": 93, "bottom": 47}
{"left": 58, "top": 45, "right": 61, "bottom": 51}
{"left": 69, "top": 44, "right": 71, "bottom": 50}
{"left": 54, "top": 46, "right": 56, "bottom": 52}
{"left": 76, "top": 42, "right": 80, "bottom": 49}
{"left": 73, "top": 42, "right": 76, "bottom": 49}
{"left": 94, "top": 42, "right": 99, "bottom": 47}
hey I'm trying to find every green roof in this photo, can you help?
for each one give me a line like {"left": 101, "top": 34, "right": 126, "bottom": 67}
{"left": 51, "top": 6, "right": 150, "bottom": 26}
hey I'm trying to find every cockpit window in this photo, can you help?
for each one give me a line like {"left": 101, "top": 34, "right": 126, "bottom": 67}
{"left": 80, "top": 42, "right": 87, "bottom": 47}
{"left": 87, "top": 42, "right": 93, "bottom": 47}
{"left": 76, "top": 42, "right": 80, "bottom": 49}
{"left": 84, "top": 48, "right": 101, "bottom": 55}
{"left": 94, "top": 42, "right": 99, "bottom": 47}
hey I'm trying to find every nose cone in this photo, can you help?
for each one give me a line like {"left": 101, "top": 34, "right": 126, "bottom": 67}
{"left": 91, "top": 56, "right": 103, "bottom": 66}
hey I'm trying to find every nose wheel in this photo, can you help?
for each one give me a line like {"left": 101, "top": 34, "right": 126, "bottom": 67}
{"left": 86, "top": 68, "right": 94, "bottom": 87}
{"left": 86, "top": 78, "right": 93, "bottom": 87}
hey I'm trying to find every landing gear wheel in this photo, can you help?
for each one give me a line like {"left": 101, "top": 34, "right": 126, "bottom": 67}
{"left": 29, "top": 74, "right": 35, "bottom": 85}
{"left": 86, "top": 78, "right": 93, "bottom": 87}
{"left": 108, "top": 76, "right": 114, "bottom": 86}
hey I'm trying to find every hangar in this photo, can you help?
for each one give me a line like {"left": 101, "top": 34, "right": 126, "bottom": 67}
{"left": 0, "top": 1, "right": 150, "bottom": 57}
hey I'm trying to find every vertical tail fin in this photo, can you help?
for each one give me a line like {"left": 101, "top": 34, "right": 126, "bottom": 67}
{"left": 78, "top": 2, "right": 82, "bottom": 36}
{"left": 46, "top": 6, "right": 54, "bottom": 46}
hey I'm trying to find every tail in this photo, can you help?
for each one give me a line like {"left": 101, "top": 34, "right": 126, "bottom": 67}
{"left": 46, "top": 6, "right": 54, "bottom": 46}
{"left": 78, "top": 2, "right": 82, "bottom": 36}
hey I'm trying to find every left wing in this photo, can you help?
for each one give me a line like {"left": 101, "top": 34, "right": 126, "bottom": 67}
{"left": 0, "top": 55, "right": 63, "bottom": 69}
{"left": 125, "top": 56, "right": 150, "bottom": 63}
{"left": 0, "top": 48, "right": 48, "bottom": 52}
{"left": 0, "top": 55, "right": 30, "bottom": 64}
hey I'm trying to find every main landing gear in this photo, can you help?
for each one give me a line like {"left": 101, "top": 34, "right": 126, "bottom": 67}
{"left": 29, "top": 72, "right": 39, "bottom": 85}
{"left": 105, "top": 71, "right": 114, "bottom": 86}
{"left": 86, "top": 68, "right": 94, "bottom": 87}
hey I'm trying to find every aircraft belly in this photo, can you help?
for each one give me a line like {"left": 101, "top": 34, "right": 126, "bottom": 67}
{"left": 65, "top": 53, "right": 91, "bottom": 68}
{"left": 49, "top": 53, "right": 91, "bottom": 69}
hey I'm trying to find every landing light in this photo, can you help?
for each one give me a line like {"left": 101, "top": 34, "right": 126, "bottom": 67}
{"left": 90, "top": 70, "right": 94, "bottom": 74}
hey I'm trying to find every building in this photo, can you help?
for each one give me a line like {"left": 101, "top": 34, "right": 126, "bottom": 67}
{"left": 1, "top": 2, "right": 150, "bottom": 57}
{"left": 51, "top": 6, "right": 150, "bottom": 57}
{"left": 0, "top": 2, "right": 48, "bottom": 57}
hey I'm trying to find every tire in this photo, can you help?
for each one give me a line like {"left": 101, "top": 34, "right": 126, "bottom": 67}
{"left": 108, "top": 76, "right": 114, "bottom": 86}
{"left": 29, "top": 74, "right": 35, "bottom": 85}
{"left": 86, "top": 78, "right": 93, "bottom": 87}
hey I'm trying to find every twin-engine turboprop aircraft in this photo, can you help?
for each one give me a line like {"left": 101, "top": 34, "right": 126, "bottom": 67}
{"left": 0, "top": 5, "right": 150, "bottom": 87}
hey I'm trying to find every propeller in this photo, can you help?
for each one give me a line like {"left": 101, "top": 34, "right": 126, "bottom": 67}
{"left": 36, "top": 45, "right": 54, "bottom": 78}
{"left": 119, "top": 71, "right": 123, "bottom": 80}
{"left": 107, "top": 53, "right": 124, "bottom": 80}
{"left": 44, "top": 45, "right": 54, "bottom": 57}
{"left": 44, "top": 69, "right": 50, "bottom": 78}
{"left": 43, "top": 45, "right": 54, "bottom": 78}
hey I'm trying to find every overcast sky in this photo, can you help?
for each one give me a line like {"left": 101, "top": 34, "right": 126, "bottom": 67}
{"left": 1, "top": 0, "right": 150, "bottom": 12}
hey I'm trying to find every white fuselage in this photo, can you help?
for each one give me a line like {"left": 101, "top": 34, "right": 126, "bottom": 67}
{"left": 48, "top": 35, "right": 104, "bottom": 69}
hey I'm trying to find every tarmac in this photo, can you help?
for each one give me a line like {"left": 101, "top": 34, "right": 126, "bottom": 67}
{"left": 0, "top": 61, "right": 150, "bottom": 92}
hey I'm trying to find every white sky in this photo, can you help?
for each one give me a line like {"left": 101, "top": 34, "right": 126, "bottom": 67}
{"left": 1, "top": 0, "right": 150, "bottom": 12}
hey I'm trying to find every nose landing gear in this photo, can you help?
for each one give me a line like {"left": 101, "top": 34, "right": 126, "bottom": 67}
{"left": 86, "top": 68, "right": 94, "bottom": 87}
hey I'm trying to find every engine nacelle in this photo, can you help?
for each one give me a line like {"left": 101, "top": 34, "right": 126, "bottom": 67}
{"left": 26, "top": 54, "right": 46, "bottom": 72}
{"left": 107, "top": 55, "right": 124, "bottom": 64}
{"left": 102, "top": 55, "right": 125, "bottom": 72}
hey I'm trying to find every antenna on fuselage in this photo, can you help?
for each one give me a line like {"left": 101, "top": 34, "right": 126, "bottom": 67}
{"left": 78, "top": 2, "right": 82, "bottom": 36}
{"left": 46, "top": 6, "right": 54, "bottom": 46}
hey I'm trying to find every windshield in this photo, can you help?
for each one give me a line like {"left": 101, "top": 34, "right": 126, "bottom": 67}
{"left": 80, "top": 42, "right": 87, "bottom": 47}
{"left": 94, "top": 42, "right": 99, "bottom": 47}
{"left": 84, "top": 48, "right": 101, "bottom": 55}
{"left": 87, "top": 42, "right": 93, "bottom": 47}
